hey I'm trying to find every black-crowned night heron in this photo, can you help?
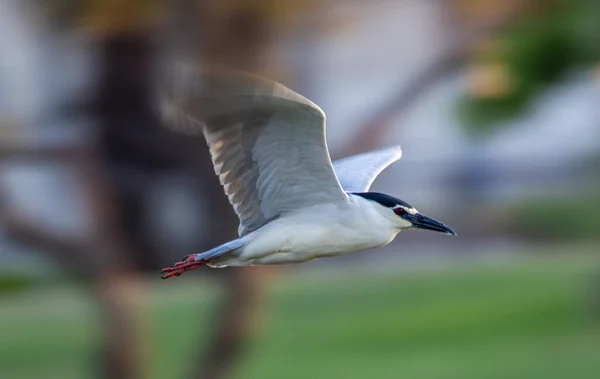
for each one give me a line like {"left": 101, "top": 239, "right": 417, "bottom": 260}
{"left": 160, "top": 67, "right": 456, "bottom": 279}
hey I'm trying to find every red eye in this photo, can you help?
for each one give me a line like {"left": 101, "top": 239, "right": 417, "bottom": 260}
{"left": 394, "top": 208, "right": 405, "bottom": 216}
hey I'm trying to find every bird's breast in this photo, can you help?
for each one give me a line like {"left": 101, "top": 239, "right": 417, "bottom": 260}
{"left": 241, "top": 206, "right": 397, "bottom": 262}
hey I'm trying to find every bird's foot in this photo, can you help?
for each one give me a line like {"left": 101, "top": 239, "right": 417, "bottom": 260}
{"left": 161, "top": 255, "right": 207, "bottom": 279}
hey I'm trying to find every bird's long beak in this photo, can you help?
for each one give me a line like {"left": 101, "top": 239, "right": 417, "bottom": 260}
{"left": 410, "top": 213, "right": 457, "bottom": 236}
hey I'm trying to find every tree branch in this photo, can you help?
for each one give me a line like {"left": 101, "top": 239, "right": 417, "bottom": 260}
{"left": 0, "top": 145, "right": 86, "bottom": 163}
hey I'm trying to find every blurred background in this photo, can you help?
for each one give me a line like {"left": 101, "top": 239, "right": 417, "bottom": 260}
{"left": 1, "top": 0, "right": 599, "bottom": 378}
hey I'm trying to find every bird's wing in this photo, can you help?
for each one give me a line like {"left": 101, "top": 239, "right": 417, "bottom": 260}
{"left": 332, "top": 146, "right": 403, "bottom": 193}
{"left": 161, "top": 64, "right": 347, "bottom": 236}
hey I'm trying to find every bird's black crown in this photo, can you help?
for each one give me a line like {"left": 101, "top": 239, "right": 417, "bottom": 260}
{"left": 351, "top": 192, "right": 413, "bottom": 209}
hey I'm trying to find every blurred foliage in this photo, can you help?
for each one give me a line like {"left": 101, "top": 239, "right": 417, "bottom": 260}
{"left": 0, "top": 255, "right": 599, "bottom": 379}
{"left": 459, "top": 0, "right": 600, "bottom": 137}
{"left": 505, "top": 192, "right": 600, "bottom": 241}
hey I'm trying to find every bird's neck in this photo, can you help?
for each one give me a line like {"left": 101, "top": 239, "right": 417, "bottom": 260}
{"left": 347, "top": 194, "right": 400, "bottom": 232}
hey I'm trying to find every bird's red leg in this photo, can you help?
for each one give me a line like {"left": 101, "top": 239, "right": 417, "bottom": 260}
{"left": 161, "top": 255, "right": 207, "bottom": 279}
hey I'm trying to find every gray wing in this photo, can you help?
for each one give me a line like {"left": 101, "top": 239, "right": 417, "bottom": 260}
{"left": 161, "top": 64, "right": 347, "bottom": 236}
{"left": 332, "top": 146, "right": 403, "bottom": 193}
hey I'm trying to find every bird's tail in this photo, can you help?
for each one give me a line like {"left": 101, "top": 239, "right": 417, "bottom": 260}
{"left": 161, "top": 238, "right": 245, "bottom": 279}
{"left": 192, "top": 238, "right": 245, "bottom": 262}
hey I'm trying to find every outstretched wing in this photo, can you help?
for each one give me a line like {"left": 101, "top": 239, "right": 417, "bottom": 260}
{"left": 332, "top": 146, "right": 403, "bottom": 193}
{"left": 160, "top": 64, "right": 347, "bottom": 236}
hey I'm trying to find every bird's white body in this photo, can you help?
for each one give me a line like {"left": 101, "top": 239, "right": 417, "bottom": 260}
{"left": 208, "top": 195, "right": 411, "bottom": 267}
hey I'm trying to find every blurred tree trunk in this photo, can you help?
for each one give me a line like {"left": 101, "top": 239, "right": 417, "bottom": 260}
{"left": 88, "top": 1, "right": 280, "bottom": 378}
{"left": 88, "top": 8, "right": 260, "bottom": 377}
{"left": 89, "top": 30, "right": 155, "bottom": 379}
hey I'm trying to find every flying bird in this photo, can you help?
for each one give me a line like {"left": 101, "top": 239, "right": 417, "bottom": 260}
{"left": 160, "top": 66, "right": 456, "bottom": 279}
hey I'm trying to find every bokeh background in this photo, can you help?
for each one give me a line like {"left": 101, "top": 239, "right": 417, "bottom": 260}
{"left": 1, "top": 1, "right": 599, "bottom": 379}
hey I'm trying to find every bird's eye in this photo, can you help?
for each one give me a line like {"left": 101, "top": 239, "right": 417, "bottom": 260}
{"left": 394, "top": 208, "right": 405, "bottom": 216}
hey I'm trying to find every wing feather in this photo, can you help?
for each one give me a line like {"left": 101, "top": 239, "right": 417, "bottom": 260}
{"left": 332, "top": 146, "right": 403, "bottom": 193}
{"left": 161, "top": 65, "right": 347, "bottom": 236}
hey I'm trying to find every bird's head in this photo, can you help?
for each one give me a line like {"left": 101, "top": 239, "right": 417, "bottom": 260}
{"left": 353, "top": 192, "right": 457, "bottom": 236}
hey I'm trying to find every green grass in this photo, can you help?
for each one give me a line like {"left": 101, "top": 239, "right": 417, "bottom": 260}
{"left": 1, "top": 254, "right": 599, "bottom": 379}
